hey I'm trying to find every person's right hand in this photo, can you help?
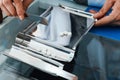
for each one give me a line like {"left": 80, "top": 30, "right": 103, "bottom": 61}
{"left": 0, "top": 0, "right": 33, "bottom": 20}
{"left": 90, "top": 0, "right": 120, "bottom": 26}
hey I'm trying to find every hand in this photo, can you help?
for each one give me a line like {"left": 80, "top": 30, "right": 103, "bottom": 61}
{"left": 0, "top": 0, "right": 33, "bottom": 20}
{"left": 92, "top": 0, "right": 120, "bottom": 26}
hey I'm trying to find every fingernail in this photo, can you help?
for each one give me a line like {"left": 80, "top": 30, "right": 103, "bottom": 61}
{"left": 93, "top": 13, "right": 96, "bottom": 16}
{"left": 19, "top": 15, "right": 24, "bottom": 20}
{"left": 89, "top": 10, "right": 97, "bottom": 14}
{"left": 93, "top": 13, "right": 98, "bottom": 18}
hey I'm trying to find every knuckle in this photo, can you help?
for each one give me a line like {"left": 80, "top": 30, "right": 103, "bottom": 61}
{"left": 15, "top": 0, "right": 21, "bottom": 5}
{"left": 3, "top": 0, "right": 10, "bottom": 5}
{"left": 99, "top": 9, "right": 106, "bottom": 15}
{"left": 109, "top": 14, "right": 117, "bottom": 21}
{"left": 114, "top": 15, "right": 120, "bottom": 21}
{"left": 110, "top": 14, "right": 115, "bottom": 18}
{"left": 0, "top": 2, "right": 3, "bottom": 7}
{"left": 109, "top": 0, "right": 115, "bottom": 3}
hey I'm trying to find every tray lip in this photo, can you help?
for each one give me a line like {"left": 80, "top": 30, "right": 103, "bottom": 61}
{"left": 4, "top": 46, "right": 78, "bottom": 80}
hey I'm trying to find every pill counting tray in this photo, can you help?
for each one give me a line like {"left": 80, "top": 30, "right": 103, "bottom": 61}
{"left": 2, "top": 0, "right": 96, "bottom": 80}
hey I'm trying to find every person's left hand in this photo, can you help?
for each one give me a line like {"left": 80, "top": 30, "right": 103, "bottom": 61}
{"left": 0, "top": 0, "right": 33, "bottom": 20}
{"left": 90, "top": 0, "right": 120, "bottom": 26}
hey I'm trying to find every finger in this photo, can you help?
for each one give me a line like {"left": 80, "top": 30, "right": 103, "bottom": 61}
{"left": 111, "top": 16, "right": 120, "bottom": 25}
{"left": 89, "top": 10, "right": 97, "bottom": 14}
{"left": 23, "top": 0, "right": 33, "bottom": 10}
{"left": 112, "top": 0, "right": 120, "bottom": 10}
{"left": 95, "top": 10, "right": 119, "bottom": 26}
{"left": 95, "top": 4, "right": 120, "bottom": 26}
{"left": 111, "top": 0, "right": 120, "bottom": 21}
{"left": 13, "top": 0, "right": 25, "bottom": 20}
{"left": 3, "top": 0, "right": 17, "bottom": 16}
{"left": 0, "top": 1, "right": 11, "bottom": 16}
{"left": 95, "top": 16, "right": 115, "bottom": 26}
{"left": 94, "top": 0, "right": 115, "bottom": 19}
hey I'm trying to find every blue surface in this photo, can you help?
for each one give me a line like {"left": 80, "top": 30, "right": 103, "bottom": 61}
{"left": 86, "top": 6, "right": 120, "bottom": 41}
{"left": 88, "top": 0, "right": 105, "bottom": 7}
{"left": 90, "top": 26, "right": 120, "bottom": 41}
